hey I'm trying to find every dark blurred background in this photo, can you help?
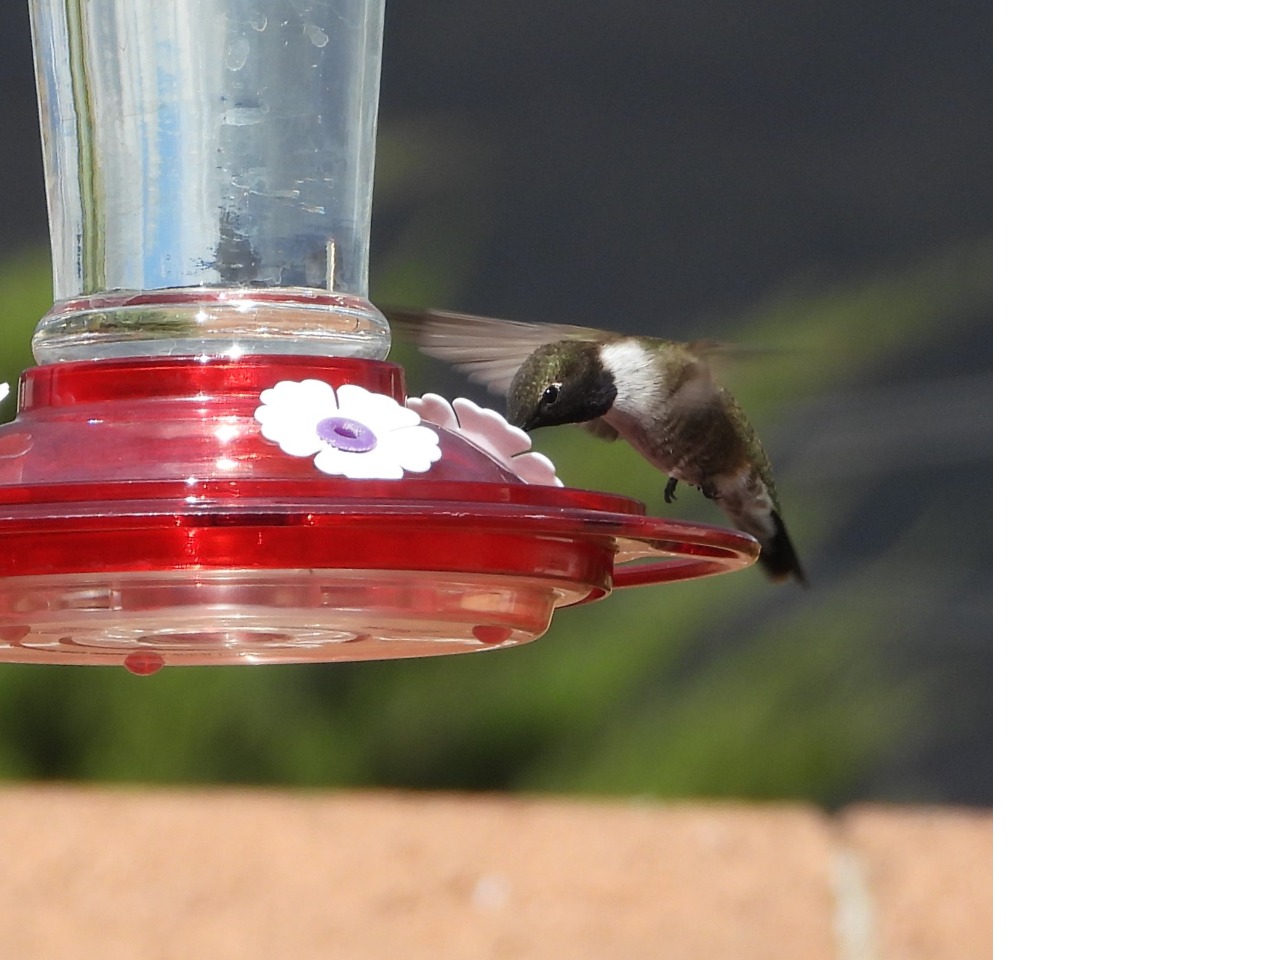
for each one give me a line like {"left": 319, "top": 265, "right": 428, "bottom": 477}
{"left": 0, "top": 1, "right": 990, "bottom": 807}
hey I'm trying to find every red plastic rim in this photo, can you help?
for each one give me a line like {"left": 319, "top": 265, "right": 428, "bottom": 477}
{"left": 0, "top": 355, "right": 759, "bottom": 665}
{"left": 0, "top": 477, "right": 757, "bottom": 591}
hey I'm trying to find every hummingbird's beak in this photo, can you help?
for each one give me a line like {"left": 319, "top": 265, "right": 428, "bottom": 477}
{"left": 506, "top": 401, "right": 539, "bottom": 433}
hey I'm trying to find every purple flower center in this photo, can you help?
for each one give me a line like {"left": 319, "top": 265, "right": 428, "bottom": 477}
{"left": 316, "top": 416, "right": 378, "bottom": 454}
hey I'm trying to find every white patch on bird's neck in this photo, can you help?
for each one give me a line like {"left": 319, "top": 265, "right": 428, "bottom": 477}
{"left": 599, "top": 340, "right": 665, "bottom": 422}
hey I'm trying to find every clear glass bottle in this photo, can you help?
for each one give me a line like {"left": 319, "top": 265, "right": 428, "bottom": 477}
{"left": 28, "top": 0, "right": 390, "bottom": 362}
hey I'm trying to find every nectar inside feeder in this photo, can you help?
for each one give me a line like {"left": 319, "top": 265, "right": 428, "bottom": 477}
{"left": 0, "top": 0, "right": 758, "bottom": 668}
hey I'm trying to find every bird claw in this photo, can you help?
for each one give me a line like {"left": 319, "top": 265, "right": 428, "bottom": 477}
{"left": 664, "top": 477, "right": 678, "bottom": 503}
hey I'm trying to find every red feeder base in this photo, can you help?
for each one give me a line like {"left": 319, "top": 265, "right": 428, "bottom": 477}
{"left": 0, "top": 356, "right": 758, "bottom": 666}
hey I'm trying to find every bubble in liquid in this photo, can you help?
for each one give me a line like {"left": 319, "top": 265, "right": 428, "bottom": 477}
{"left": 124, "top": 651, "right": 165, "bottom": 676}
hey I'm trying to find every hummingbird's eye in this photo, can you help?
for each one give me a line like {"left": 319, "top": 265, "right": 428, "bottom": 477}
{"left": 542, "top": 383, "right": 561, "bottom": 405}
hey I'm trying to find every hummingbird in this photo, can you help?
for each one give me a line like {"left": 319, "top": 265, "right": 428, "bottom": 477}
{"left": 390, "top": 309, "right": 806, "bottom": 585}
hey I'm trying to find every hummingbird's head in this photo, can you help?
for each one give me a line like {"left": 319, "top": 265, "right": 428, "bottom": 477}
{"left": 507, "top": 341, "right": 618, "bottom": 431}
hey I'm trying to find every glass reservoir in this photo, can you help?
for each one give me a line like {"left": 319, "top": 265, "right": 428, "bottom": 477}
{"left": 29, "top": 0, "right": 389, "bottom": 362}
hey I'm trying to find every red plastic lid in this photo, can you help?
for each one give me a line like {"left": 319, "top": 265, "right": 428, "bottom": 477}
{"left": 0, "top": 356, "right": 758, "bottom": 667}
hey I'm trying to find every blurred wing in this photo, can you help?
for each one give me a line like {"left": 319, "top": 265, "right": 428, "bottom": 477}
{"left": 387, "top": 309, "right": 612, "bottom": 397}
{"left": 685, "top": 339, "right": 789, "bottom": 392}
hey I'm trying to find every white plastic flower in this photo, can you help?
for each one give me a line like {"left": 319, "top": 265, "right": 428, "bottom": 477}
{"left": 255, "top": 379, "right": 442, "bottom": 480}
{"left": 407, "top": 393, "right": 563, "bottom": 486}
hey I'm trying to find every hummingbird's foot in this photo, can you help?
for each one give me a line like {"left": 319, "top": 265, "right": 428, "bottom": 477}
{"left": 700, "top": 481, "right": 720, "bottom": 501}
{"left": 663, "top": 476, "right": 679, "bottom": 503}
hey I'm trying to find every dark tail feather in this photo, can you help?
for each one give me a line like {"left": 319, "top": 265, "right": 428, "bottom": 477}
{"left": 759, "top": 510, "right": 808, "bottom": 587}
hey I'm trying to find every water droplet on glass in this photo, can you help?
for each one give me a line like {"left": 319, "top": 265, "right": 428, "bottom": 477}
{"left": 250, "top": 11, "right": 268, "bottom": 31}
{"left": 124, "top": 651, "right": 165, "bottom": 676}
{"left": 304, "top": 23, "right": 329, "bottom": 48}
{"left": 224, "top": 105, "right": 270, "bottom": 127}
{"left": 0, "top": 432, "right": 34, "bottom": 458}
{"left": 225, "top": 37, "right": 250, "bottom": 72}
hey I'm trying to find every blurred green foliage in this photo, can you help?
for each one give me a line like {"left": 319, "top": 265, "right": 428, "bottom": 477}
{"left": 0, "top": 247, "right": 50, "bottom": 385}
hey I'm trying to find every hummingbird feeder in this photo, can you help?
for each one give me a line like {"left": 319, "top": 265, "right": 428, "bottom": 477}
{"left": 0, "top": 0, "right": 758, "bottom": 668}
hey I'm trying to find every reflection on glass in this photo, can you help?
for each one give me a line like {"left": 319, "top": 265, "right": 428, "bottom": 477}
{"left": 29, "top": 0, "right": 390, "bottom": 362}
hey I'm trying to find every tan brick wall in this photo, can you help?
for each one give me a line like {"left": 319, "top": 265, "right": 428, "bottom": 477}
{"left": 0, "top": 787, "right": 990, "bottom": 959}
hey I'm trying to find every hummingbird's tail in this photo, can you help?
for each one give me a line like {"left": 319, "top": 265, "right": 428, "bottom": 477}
{"left": 759, "top": 510, "right": 807, "bottom": 587}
